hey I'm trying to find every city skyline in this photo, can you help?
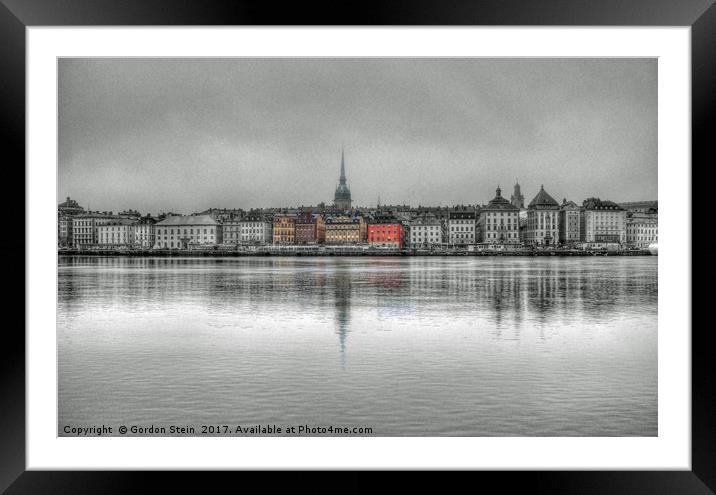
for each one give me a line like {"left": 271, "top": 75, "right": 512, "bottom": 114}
{"left": 59, "top": 58, "right": 657, "bottom": 213}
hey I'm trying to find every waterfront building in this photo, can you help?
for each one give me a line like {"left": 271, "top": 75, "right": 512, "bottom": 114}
{"left": 134, "top": 216, "right": 156, "bottom": 248}
{"left": 58, "top": 197, "right": 85, "bottom": 246}
{"left": 222, "top": 220, "right": 241, "bottom": 245}
{"left": 525, "top": 185, "right": 560, "bottom": 246}
{"left": 448, "top": 208, "right": 476, "bottom": 246}
{"left": 273, "top": 214, "right": 296, "bottom": 244}
{"left": 409, "top": 213, "right": 443, "bottom": 248}
{"left": 559, "top": 199, "right": 581, "bottom": 245}
{"left": 58, "top": 215, "right": 72, "bottom": 247}
{"left": 239, "top": 213, "right": 273, "bottom": 244}
{"left": 510, "top": 181, "right": 525, "bottom": 210}
{"left": 626, "top": 211, "right": 658, "bottom": 248}
{"left": 367, "top": 215, "right": 404, "bottom": 248}
{"left": 325, "top": 215, "right": 366, "bottom": 244}
{"left": 518, "top": 210, "right": 528, "bottom": 243}
{"left": 295, "top": 212, "right": 326, "bottom": 244}
{"left": 98, "top": 219, "right": 138, "bottom": 246}
{"left": 333, "top": 150, "right": 352, "bottom": 211}
{"left": 580, "top": 198, "right": 627, "bottom": 244}
{"left": 71, "top": 215, "right": 93, "bottom": 247}
{"left": 477, "top": 186, "right": 520, "bottom": 244}
{"left": 154, "top": 215, "right": 221, "bottom": 249}
{"left": 72, "top": 212, "right": 118, "bottom": 247}
{"left": 58, "top": 196, "right": 85, "bottom": 216}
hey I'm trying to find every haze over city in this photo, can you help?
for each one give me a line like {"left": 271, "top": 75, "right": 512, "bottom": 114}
{"left": 59, "top": 58, "right": 657, "bottom": 215}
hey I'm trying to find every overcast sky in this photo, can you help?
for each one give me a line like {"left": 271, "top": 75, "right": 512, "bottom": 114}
{"left": 58, "top": 58, "right": 656, "bottom": 215}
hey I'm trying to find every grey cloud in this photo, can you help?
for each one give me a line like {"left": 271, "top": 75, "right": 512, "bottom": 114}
{"left": 59, "top": 58, "right": 656, "bottom": 214}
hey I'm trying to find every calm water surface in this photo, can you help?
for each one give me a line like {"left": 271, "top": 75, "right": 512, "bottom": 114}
{"left": 58, "top": 256, "right": 657, "bottom": 436}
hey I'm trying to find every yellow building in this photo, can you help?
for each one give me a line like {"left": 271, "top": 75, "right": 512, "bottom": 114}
{"left": 325, "top": 215, "right": 366, "bottom": 244}
{"left": 272, "top": 214, "right": 296, "bottom": 244}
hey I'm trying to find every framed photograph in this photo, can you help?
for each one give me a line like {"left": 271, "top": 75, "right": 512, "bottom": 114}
{"left": 6, "top": 0, "right": 711, "bottom": 491}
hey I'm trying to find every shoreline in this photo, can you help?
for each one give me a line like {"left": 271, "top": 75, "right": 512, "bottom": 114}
{"left": 58, "top": 249, "right": 652, "bottom": 257}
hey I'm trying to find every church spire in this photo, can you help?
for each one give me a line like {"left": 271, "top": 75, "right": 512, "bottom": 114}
{"left": 510, "top": 179, "right": 525, "bottom": 209}
{"left": 339, "top": 147, "right": 346, "bottom": 184}
{"left": 333, "top": 147, "right": 352, "bottom": 211}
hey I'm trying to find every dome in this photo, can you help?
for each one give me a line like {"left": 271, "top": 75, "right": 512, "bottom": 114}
{"left": 484, "top": 186, "right": 519, "bottom": 211}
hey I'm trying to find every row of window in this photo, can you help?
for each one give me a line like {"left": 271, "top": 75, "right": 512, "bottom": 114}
{"left": 157, "top": 228, "right": 214, "bottom": 235}
{"left": 484, "top": 225, "right": 518, "bottom": 231}
{"left": 484, "top": 233, "right": 518, "bottom": 239}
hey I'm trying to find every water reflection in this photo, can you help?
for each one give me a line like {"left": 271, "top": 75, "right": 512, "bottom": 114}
{"left": 333, "top": 263, "right": 351, "bottom": 368}
{"left": 58, "top": 256, "right": 658, "bottom": 353}
{"left": 58, "top": 256, "right": 657, "bottom": 436}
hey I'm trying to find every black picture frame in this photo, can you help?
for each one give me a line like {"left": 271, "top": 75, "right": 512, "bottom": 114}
{"left": 3, "top": 0, "right": 711, "bottom": 492}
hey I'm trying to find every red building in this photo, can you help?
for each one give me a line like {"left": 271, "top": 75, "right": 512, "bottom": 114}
{"left": 367, "top": 220, "right": 404, "bottom": 248}
{"left": 295, "top": 212, "right": 325, "bottom": 244}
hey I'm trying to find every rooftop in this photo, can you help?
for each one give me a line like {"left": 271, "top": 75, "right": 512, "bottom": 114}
{"left": 100, "top": 219, "right": 138, "bottom": 227}
{"left": 449, "top": 210, "right": 476, "bottom": 219}
{"left": 483, "top": 186, "right": 520, "bottom": 212}
{"left": 528, "top": 185, "right": 560, "bottom": 209}
{"left": 155, "top": 215, "right": 218, "bottom": 226}
{"left": 582, "top": 197, "right": 625, "bottom": 211}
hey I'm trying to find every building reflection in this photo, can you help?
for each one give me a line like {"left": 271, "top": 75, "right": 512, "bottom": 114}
{"left": 332, "top": 264, "right": 352, "bottom": 369}
{"left": 58, "top": 257, "right": 658, "bottom": 350}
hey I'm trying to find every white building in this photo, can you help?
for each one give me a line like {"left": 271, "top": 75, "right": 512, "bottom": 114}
{"left": 525, "top": 185, "right": 560, "bottom": 246}
{"left": 72, "top": 213, "right": 118, "bottom": 247}
{"left": 239, "top": 214, "right": 273, "bottom": 244}
{"left": 222, "top": 220, "right": 241, "bottom": 245}
{"left": 448, "top": 209, "right": 476, "bottom": 246}
{"left": 626, "top": 211, "right": 657, "bottom": 248}
{"left": 97, "top": 219, "right": 137, "bottom": 246}
{"left": 134, "top": 218, "right": 156, "bottom": 248}
{"left": 154, "top": 215, "right": 221, "bottom": 249}
{"left": 580, "top": 198, "right": 627, "bottom": 244}
{"left": 409, "top": 214, "right": 443, "bottom": 248}
{"left": 477, "top": 186, "right": 520, "bottom": 244}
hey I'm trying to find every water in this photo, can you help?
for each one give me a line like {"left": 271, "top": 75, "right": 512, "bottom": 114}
{"left": 58, "top": 256, "right": 657, "bottom": 436}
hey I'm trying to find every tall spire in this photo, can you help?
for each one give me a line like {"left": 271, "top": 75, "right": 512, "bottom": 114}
{"left": 339, "top": 147, "right": 346, "bottom": 184}
{"left": 334, "top": 147, "right": 352, "bottom": 210}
